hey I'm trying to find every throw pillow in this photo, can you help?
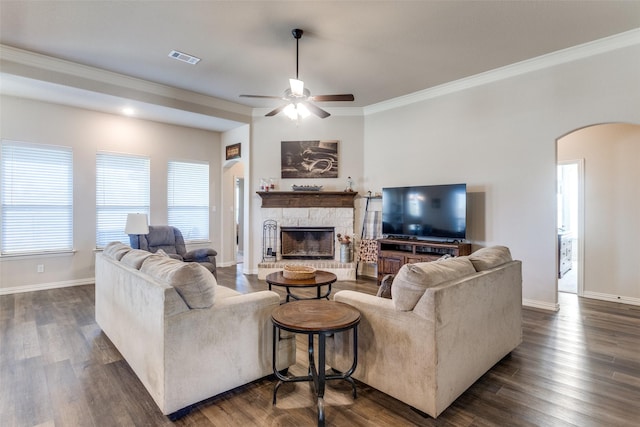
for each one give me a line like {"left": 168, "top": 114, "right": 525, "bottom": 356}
{"left": 376, "top": 274, "right": 394, "bottom": 299}
{"left": 102, "top": 241, "right": 131, "bottom": 261}
{"left": 141, "top": 255, "right": 216, "bottom": 309}
{"left": 391, "top": 257, "right": 476, "bottom": 311}
{"left": 468, "top": 246, "right": 512, "bottom": 271}
{"left": 120, "top": 249, "right": 153, "bottom": 270}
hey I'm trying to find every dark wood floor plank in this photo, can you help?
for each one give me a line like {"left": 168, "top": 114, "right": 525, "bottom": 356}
{"left": 0, "top": 356, "right": 53, "bottom": 427}
{"left": 44, "top": 359, "right": 96, "bottom": 427}
{"left": 1, "top": 267, "right": 639, "bottom": 426}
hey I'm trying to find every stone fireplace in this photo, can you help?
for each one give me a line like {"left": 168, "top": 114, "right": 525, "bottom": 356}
{"left": 280, "top": 226, "right": 335, "bottom": 259}
{"left": 256, "top": 191, "right": 358, "bottom": 281}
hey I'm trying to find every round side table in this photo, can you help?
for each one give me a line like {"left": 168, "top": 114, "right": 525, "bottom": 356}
{"left": 271, "top": 300, "right": 360, "bottom": 427}
{"left": 266, "top": 270, "right": 337, "bottom": 302}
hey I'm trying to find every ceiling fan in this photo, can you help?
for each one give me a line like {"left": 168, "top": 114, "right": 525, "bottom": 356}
{"left": 240, "top": 28, "right": 354, "bottom": 119}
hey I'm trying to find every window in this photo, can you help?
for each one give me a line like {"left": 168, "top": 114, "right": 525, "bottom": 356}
{"left": 168, "top": 160, "right": 209, "bottom": 241}
{"left": 1, "top": 141, "right": 73, "bottom": 255}
{"left": 96, "top": 152, "right": 149, "bottom": 248}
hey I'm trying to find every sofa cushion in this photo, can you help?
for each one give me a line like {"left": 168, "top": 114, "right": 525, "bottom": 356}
{"left": 103, "top": 241, "right": 131, "bottom": 261}
{"left": 392, "top": 257, "right": 476, "bottom": 311}
{"left": 155, "top": 248, "right": 170, "bottom": 257}
{"left": 141, "top": 255, "right": 216, "bottom": 309}
{"left": 468, "top": 246, "right": 513, "bottom": 271}
{"left": 120, "top": 249, "right": 153, "bottom": 269}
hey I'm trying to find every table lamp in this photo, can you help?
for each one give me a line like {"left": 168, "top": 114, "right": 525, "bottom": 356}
{"left": 124, "top": 213, "right": 149, "bottom": 249}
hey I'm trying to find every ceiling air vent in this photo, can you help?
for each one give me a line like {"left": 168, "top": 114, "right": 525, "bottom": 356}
{"left": 168, "top": 50, "right": 200, "bottom": 65}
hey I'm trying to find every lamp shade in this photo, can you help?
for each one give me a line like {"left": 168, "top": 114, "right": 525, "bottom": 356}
{"left": 124, "top": 213, "right": 149, "bottom": 235}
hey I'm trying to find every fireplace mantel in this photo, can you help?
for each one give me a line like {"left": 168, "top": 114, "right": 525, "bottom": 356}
{"left": 257, "top": 191, "right": 358, "bottom": 208}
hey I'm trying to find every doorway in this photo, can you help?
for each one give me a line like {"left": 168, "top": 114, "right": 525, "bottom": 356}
{"left": 235, "top": 177, "right": 244, "bottom": 264}
{"left": 557, "top": 160, "right": 582, "bottom": 294}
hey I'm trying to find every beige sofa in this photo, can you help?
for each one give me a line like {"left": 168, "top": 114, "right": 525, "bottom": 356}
{"left": 95, "top": 242, "right": 296, "bottom": 416}
{"left": 330, "top": 246, "right": 522, "bottom": 418}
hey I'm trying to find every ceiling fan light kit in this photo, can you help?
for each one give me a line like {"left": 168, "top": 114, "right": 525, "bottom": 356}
{"left": 240, "top": 28, "right": 354, "bottom": 120}
{"left": 284, "top": 103, "right": 310, "bottom": 120}
{"left": 289, "top": 78, "right": 304, "bottom": 97}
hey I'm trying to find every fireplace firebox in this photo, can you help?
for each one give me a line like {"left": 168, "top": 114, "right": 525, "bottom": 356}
{"left": 280, "top": 227, "right": 335, "bottom": 260}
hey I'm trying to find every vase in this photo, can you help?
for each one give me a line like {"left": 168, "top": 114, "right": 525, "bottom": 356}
{"left": 340, "top": 243, "right": 352, "bottom": 263}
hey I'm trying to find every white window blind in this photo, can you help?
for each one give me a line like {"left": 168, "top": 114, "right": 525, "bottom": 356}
{"left": 96, "top": 152, "right": 149, "bottom": 248}
{"left": 168, "top": 160, "right": 209, "bottom": 241}
{"left": 1, "top": 141, "right": 73, "bottom": 255}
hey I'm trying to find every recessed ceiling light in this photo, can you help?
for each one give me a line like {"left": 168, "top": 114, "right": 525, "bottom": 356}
{"left": 122, "top": 107, "right": 135, "bottom": 116}
{"left": 168, "top": 50, "right": 201, "bottom": 65}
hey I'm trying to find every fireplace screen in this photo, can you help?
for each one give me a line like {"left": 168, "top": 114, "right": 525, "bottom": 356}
{"left": 280, "top": 227, "right": 335, "bottom": 259}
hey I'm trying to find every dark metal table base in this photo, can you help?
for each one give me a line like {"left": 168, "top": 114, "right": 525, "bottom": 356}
{"left": 272, "top": 327, "right": 358, "bottom": 427}
{"left": 268, "top": 283, "right": 333, "bottom": 302}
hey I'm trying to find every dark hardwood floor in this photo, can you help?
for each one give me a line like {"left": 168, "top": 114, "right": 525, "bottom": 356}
{"left": 1, "top": 264, "right": 639, "bottom": 426}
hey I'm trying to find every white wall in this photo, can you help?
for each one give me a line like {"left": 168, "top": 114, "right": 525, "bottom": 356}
{"left": 363, "top": 44, "right": 640, "bottom": 309}
{"left": 247, "top": 113, "right": 365, "bottom": 272}
{"left": 0, "top": 96, "right": 222, "bottom": 292}
{"left": 558, "top": 124, "right": 640, "bottom": 304}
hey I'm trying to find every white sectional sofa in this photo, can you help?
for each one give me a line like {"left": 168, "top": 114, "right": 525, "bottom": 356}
{"left": 95, "top": 242, "right": 296, "bottom": 416}
{"left": 330, "top": 246, "right": 522, "bottom": 418}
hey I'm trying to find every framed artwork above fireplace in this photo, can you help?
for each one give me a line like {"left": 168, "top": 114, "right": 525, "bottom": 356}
{"left": 281, "top": 140, "right": 338, "bottom": 179}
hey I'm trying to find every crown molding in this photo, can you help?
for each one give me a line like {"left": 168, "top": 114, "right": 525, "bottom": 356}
{"left": 364, "top": 28, "right": 640, "bottom": 115}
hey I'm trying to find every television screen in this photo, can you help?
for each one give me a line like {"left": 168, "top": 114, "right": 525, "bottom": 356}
{"left": 382, "top": 184, "right": 467, "bottom": 241}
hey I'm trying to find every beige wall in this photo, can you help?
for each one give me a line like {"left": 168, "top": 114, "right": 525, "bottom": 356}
{"left": 558, "top": 124, "right": 640, "bottom": 303}
{"left": 362, "top": 44, "right": 640, "bottom": 309}
{"left": 0, "top": 96, "right": 222, "bottom": 292}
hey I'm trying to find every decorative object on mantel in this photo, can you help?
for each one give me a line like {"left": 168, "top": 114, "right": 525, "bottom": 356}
{"left": 260, "top": 178, "right": 277, "bottom": 192}
{"left": 337, "top": 233, "right": 353, "bottom": 263}
{"left": 281, "top": 140, "right": 338, "bottom": 179}
{"left": 345, "top": 176, "right": 354, "bottom": 192}
{"left": 292, "top": 185, "right": 323, "bottom": 191}
{"left": 282, "top": 264, "right": 317, "bottom": 280}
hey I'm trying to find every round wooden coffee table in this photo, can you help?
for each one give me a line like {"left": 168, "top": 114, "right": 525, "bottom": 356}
{"left": 271, "top": 300, "right": 360, "bottom": 427}
{"left": 265, "top": 270, "right": 337, "bottom": 302}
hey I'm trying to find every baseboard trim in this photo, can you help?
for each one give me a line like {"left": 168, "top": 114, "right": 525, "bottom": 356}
{"left": 523, "top": 298, "right": 560, "bottom": 312}
{"left": 0, "top": 278, "right": 94, "bottom": 295}
{"left": 582, "top": 291, "right": 640, "bottom": 307}
{"left": 217, "top": 260, "right": 238, "bottom": 268}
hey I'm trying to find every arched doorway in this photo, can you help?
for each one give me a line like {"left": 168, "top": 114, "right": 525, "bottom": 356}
{"left": 557, "top": 123, "right": 640, "bottom": 304}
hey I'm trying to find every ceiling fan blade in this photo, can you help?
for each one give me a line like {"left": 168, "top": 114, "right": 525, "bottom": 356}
{"left": 310, "top": 94, "right": 355, "bottom": 102}
{"left": 239, "top": 94, "right": 283, "bottom": 100}
{"left": 265, "top": 104, "right": 287, "bottom": 117}
{"left": 301, "top": 101, "right": 330, "bottom": 119}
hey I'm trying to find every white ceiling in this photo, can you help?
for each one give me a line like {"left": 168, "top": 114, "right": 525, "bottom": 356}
{"left": 1, "top": 1, "right": 639, "bottom": 131}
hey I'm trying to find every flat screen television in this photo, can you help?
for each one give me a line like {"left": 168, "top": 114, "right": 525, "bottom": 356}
{"left": 382, "top": 184, "right": 467, "bottom": 241}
